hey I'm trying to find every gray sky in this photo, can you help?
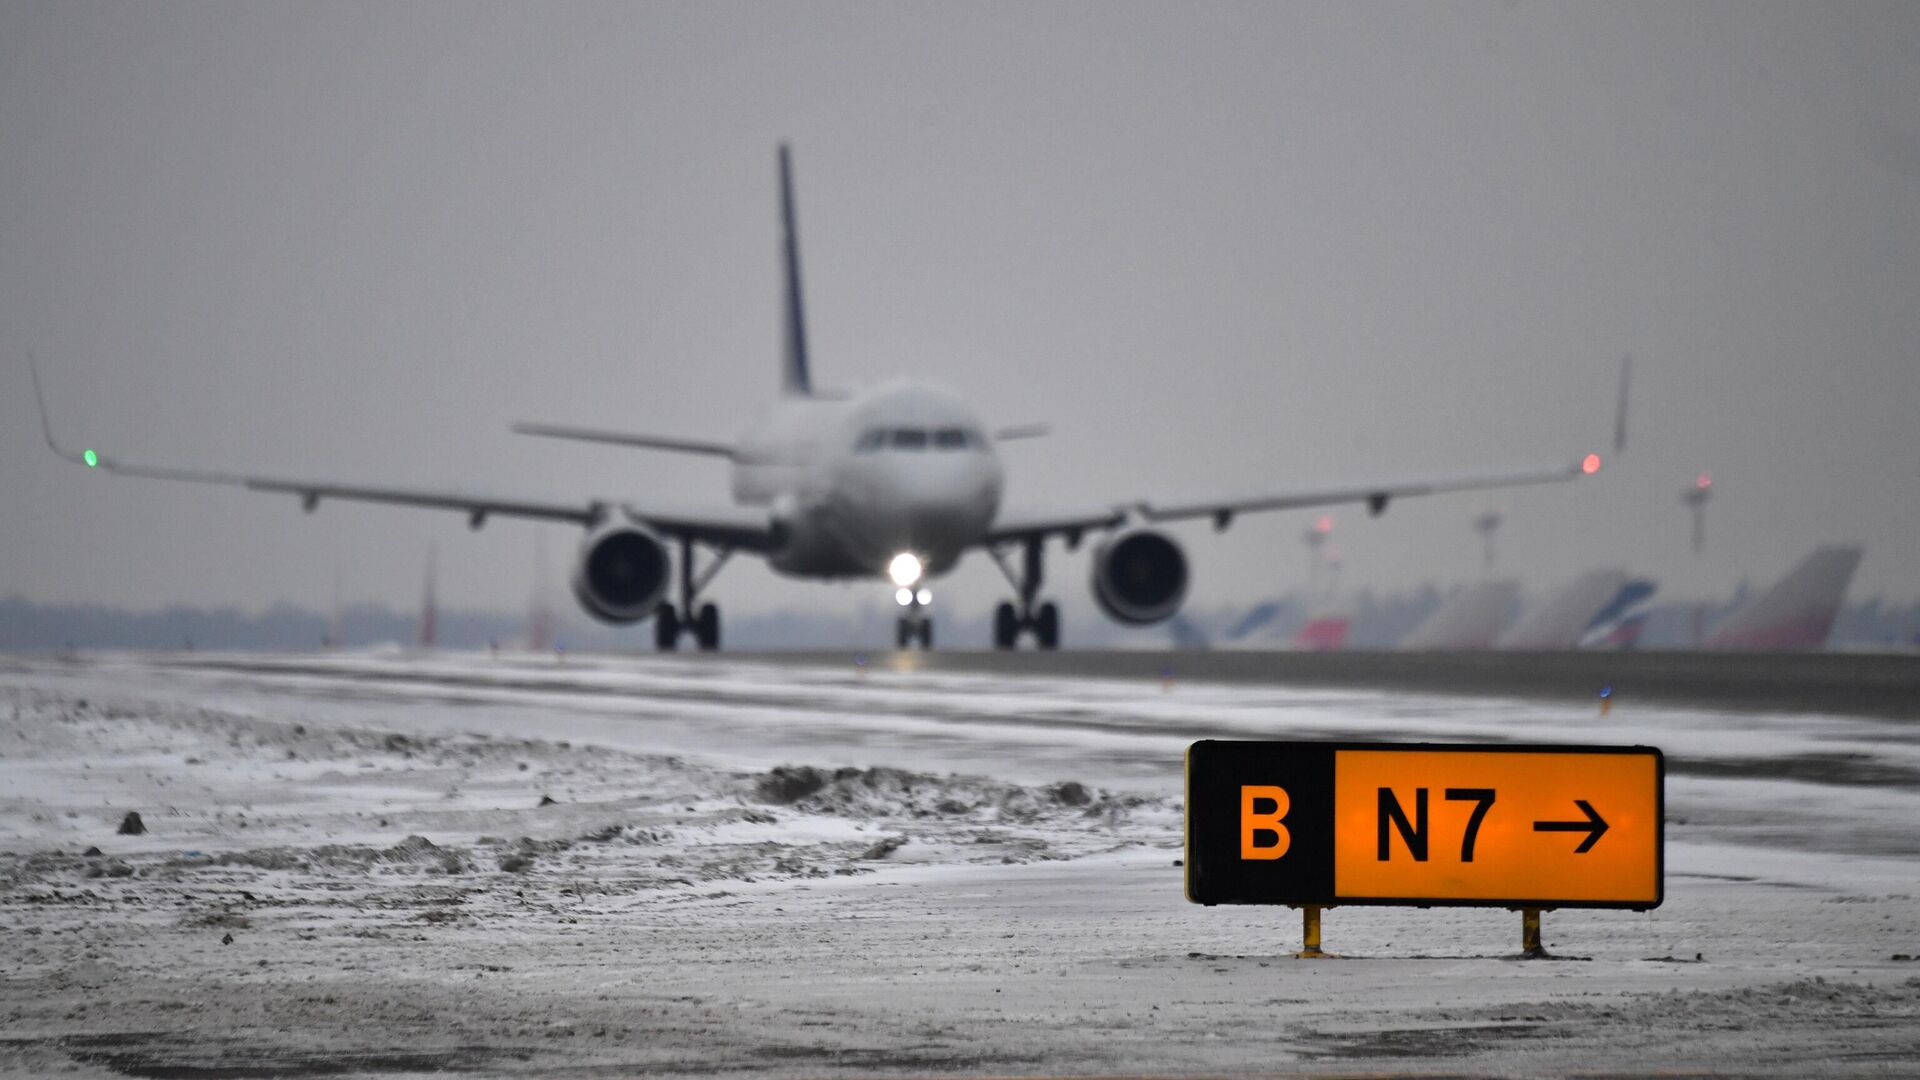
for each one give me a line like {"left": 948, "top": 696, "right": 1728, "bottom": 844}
{"left": 4, "top": 1, "right": 1917, "bottom": 624}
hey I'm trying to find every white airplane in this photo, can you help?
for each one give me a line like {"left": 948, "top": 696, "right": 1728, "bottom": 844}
{"left": 29, "top": 146, "right": 1620, "bottom": 652}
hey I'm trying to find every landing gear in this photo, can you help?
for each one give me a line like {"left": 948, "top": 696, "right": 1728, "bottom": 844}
{"left": 1033, "top": 601, "right": 1059, "bottom": 649}
{"left": 694, "top": 603, "right": 720, "bottom": 651}
{"left": 993, "top": 602, "right": 1018, "bottom": 648}
{"left": 655, "top": 603, "right": 680, "bottom": 651}
{"left": 655, "top": 538, "right": 731, "bottom": 652}
{"left": 989, "top": 536, "right": 1061, "bottom": 650}
{"left": 896, "top": 591, "right": 932, "bottom": 650}
{"left": 895, "top": 617, "right": 931, "bottom": 649}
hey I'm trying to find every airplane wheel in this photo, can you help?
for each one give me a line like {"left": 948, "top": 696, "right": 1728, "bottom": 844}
{"left": 1035, "top": 602, "right": 1060, "bottom": 650}
{"left": 993, "top": 603, "right": 1019, "bottom": 649}
{"left": 655, "top": 603, "right": 680, "bottom": 651}
{"left": 918, "top": 619, "right": 933, "bottom": 650}
{"left": 695, "top": 603, "right": 720, "bottom": 651}
{"left": 896, "top": 617, "right": 912, "bottom": 649}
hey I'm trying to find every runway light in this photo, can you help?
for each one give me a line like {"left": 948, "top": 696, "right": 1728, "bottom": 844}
{"left": 895, "top": 587, "right": 913, "bottom": 606}
{"left": 888, "top": 552, "right": 923, "bottom": 586}
{"left": 915, "top": 588, "right": 932, "bottom": 606}
{"left": 1581, "top": 453, "right": 1602, "bottom": 475}
{"left": 82, "top": 449, "right": 98, "bottom": 468}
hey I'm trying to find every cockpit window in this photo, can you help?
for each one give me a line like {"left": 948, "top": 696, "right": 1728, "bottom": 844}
{"left": 858, "top": 426, "right": 984, "bottom": 452}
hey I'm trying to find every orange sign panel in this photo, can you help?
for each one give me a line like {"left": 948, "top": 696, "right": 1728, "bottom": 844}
{"left": 1333, "top": 749, "right": 1660, "bottom": 904}
{"left": 1185, "top": 741, "right": 1663, "bottom": 909}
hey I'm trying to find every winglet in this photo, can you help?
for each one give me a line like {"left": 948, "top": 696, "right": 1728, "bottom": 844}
{"left": 25, "top": 351, "right": 94, "bottom": 467}
{"left": 778, "top": 143, "right": 812, "bottom": 397}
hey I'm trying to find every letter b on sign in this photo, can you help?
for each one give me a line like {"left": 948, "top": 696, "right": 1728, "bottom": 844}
{"left": 1240, "top": 785, "right": 1291, "bottom": 859}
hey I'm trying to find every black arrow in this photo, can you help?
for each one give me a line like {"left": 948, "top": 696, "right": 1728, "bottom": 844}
{"left": 1533, "top": 799, "right": 1609, "bottom": 853}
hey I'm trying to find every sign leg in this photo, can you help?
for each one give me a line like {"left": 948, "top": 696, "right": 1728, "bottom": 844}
{"left": 1521, "top": 907, "right": 1547, "bottom": 959}
{"left": 1293, "top": 905, "right": 1335, "bottom": 958}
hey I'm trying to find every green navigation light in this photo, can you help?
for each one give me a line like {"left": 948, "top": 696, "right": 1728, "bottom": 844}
{"left": 82, "top": 449, "right": 98, "bottom": 468}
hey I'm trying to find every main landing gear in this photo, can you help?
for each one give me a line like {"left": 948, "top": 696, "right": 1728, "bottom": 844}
{"left": 655, "top": 537, "right": 732, "bottom": 652}
{"left": 990, "top": 535, "right": 1060, "bottom": 650}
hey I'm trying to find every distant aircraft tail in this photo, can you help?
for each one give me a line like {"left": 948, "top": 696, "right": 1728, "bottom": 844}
{"left": 1225, "top": 601, "right": 1285, "bottom": 642}
{"left": 779, "top": 144, "right": 812, "bottom": 397}
{"left": 1498, "top": 570, "right": 1629, "bottom": 650}
{"left": 1291, "top": 614, "right": 1351, "bottom": 652}
{"left": 1166, "top": 614, "right": 1210, "bottom": 650}
{"left": 1705, "top": 545, "right": 1863, "bottom": 651}
{"left": 1576, "top": 579, "right": 1659, "bottom": 650}
{"left": 1399, "top": 580, "right": 1522, "bottom": 650}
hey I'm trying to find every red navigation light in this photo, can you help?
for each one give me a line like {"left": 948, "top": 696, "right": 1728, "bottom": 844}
{"left": 1581, "top": 453, "right": 1602, "bottom": 475}
{"left": 1696, "top": 471, "right": 1712, "bottom": 489}
{"left": 1315, "top": 515, "right": 1334, "bottom": 533}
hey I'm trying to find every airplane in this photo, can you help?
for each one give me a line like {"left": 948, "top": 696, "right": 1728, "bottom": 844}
{"left": 27, "top": 146, "right": 1621, "bottom": 653}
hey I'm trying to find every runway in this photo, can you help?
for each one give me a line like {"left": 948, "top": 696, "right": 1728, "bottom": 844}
{"left": 749, "top": 648, "right": 1920, "bottom": 720}
{"left": 2, "top": 650, "right": 1916, "bottom": 1077}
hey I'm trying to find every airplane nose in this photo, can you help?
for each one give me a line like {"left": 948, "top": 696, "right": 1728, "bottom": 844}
{"left": 870, "top": 462, "right": 996, "bottom": 555}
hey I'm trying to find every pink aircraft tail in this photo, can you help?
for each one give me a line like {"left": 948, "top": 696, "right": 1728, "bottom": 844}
{"left": 1704, "top": 545, "right": 1862, "bottom": 651}
{"left": 1291, "top": 615, "right": 1351, "bottom": 651}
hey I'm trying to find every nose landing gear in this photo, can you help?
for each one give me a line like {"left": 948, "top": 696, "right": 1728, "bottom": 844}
{"left": 656, "top": 538, "right": 731, "bottom": 652}
{"left": 896, "top": 589, "right": 932, "bottom": 650}
{"left": 990, "top": 535, "right": 1060, "bottom": 650}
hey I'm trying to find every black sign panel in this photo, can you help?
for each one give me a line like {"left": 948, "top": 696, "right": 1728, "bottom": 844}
{"left": 1184, "top": 741, "right": 1336, "bottom": 904}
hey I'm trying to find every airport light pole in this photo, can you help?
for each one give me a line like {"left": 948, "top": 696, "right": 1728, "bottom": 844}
{"left": 1681, "top": 472, "right": 1713, "bottom": 646}
{"left": 1303, "top": 515, "right": 1333, "bottom": 594}
{"left": 1473, "top": 510, "right": 1503, "bottom": 572}
{"left": 1681, "top": 472, "right": 1712, "bottom": 555}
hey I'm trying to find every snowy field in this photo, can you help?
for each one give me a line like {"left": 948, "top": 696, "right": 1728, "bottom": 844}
{"left": 1, "top": 650, "right": 1916, "bottom": 1078}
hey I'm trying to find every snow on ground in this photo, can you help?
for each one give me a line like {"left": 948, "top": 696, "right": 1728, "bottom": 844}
{"left": 0, "top": 650, "right": 1916, "bottom": 1078}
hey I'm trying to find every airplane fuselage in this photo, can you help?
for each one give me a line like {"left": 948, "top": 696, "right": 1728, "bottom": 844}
{"left": 730, "top": 379, "right": 1004, "bottom": 581}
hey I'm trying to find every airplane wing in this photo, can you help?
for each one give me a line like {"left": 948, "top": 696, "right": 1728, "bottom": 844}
{"left": 1137, "top": 457, "right": 1600, "bottom": 527}
{"left": 56, "top": 452, "right": 781, "bottom": 549}
{"left": 983, "top": 505, "right": 1128, "bottom": 546}
{"left": 511, "top": 421, "right": 736, "bottom": 459}
{"left": 1144, "top": 355, "right": 1628, "bottom": 527}
{"left": 28, "top": 355, "right": 781, "bottom": 549}
{"left": 980, "top": 456, "right": 1598, "bottom": 545}
{"left": 992, "top": 423, "right": 1050, "bottom": 442}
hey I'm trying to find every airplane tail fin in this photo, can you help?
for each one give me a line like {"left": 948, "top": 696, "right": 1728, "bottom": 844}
{"left": 1704, "top": 545, "right": 1863, "bottom": 650}
{"left": 779, "top": 144, "right": 812, "bottom": 397}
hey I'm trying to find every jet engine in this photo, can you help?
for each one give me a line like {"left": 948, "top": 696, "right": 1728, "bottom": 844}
{"left": 1090, "top": 529, "right": 1188, "bottom": 625}
{"left": 571, "top": 520, "right": 670, "bottom": 624}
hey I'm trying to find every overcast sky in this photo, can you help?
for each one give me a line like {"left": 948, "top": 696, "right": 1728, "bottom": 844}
{"left": 4, "top": 1, "right": 1916, "bottom": 628}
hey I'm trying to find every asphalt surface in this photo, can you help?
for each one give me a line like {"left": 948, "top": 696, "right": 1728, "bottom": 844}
{"left": 716, "top": 649, "right": 1920, "bottom": 720}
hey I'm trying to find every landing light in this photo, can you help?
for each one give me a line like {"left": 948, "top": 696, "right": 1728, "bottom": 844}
{"left": 888, "top": 552, "right": 923, "bottom": 587}
{"left": 916, "top": 588, "right": 932, "bottom": 606}
{"left": 895, "top": 587, "right": 914, "bottom": 607}
{"left": 1581, "top": 453, "right": 1602, "bottom": 475}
